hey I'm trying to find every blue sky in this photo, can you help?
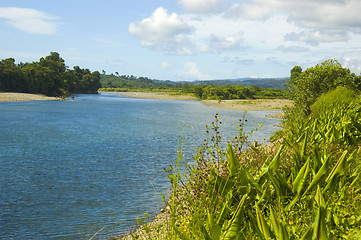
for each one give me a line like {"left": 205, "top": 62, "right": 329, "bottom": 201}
{"left": 1, "top": 0, "right": 361, "bottom": 81}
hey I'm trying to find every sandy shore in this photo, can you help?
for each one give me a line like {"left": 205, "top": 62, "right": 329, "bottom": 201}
{"left": 0, "top": 92, "right": 62, "bottom": 102}
{"left": 120, "top": 91, "right": 198, "bottom": 100}
{"left": 120, "top": 92, "right": 292, "bottom": 113}
{"left": 201, "top": 99, "right": 293, "bottom": 111}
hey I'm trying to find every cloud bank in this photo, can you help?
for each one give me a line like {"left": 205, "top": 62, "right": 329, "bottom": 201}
{"left": 129, "top": 0, "right": 361, "bottom": 54}
{"left": 0, "top": 7, "right": 60, "bottom": 35}
{"left": 128, "top": 7, "right": 193, "bottom": 55}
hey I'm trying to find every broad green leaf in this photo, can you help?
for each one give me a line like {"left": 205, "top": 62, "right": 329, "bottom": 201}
{"left": 256, "top": 145, "right": 284, "bottom": 182}
{"left": 269, "top": 145, "right": 284, "bottom": 172}
{"left": 208, "top": 210, "right": 221, "bottom": 240}
{"left": 274, "top": 171, "right": 292, "bottom": 194}
{"left": 269, "top": 207, "right": 289, "bottom": 240}
{"left": 300, "top": 130, "right": 308, "bottom": 160}
{"left": 256, "top": 182, "right": 271, "bottom": 205}
{"left": 312, "top": 206, "right": 328, "bottom": 240}
{"left": 268, "top": 172, "right": 282, "bottom": 197}
{"left": 323, "top": 150, "right": 348, "bottom": 192}
{"left": 314, "top": 185, "right": 325, "bottom": 207}
{"left": 300, "top": 225, "right": 313, "bottom": 240}
{"left": 210, "top": 169, "right": 234, "bottom": 200}
{"left": 306, "top": 155, "right": 331, "bottom": 194}
{"left": 292, "top": 157, "right": 310, "bottom": 195}
{"left": 201, "top": 224, "right": 214, "bottom": 240}
{"left": 295, "top": 131, "right": 306, "bottom": 143}
{"left": 256, "top": 157, "right": 272, "bottom": 181}
{"left": 227, "top": 144, "right": 240, "bottom": 177}
{"left": 255, "top": 204, "right": 271, "bottom": 239}
{"left": 244, "top": 168, "right": 263, "bottom": 194}
{"left": 311, "top": 145, "right": 322, "bottom": 173}
{"left": 222, "top": 194, "right": 247, "bottom": 240}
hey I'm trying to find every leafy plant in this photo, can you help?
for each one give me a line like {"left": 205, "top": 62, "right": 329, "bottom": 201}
{"left": 163, "top": 86, "right": 361, "bottom": 239}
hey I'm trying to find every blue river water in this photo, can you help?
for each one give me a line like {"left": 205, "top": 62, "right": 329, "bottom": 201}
{"left": 0, "top": 93, "right": 282, "bottom": 239}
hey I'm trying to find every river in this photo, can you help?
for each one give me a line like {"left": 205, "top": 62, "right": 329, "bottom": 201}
{"left": 0, "top": 93, "right": 281, "bottom": 239}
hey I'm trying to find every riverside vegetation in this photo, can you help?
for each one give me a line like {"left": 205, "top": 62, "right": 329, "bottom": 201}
{"left": 0, "top": 52, "right": 101, "bottom": 96}
{"left": 1, "top": 52, "right": 287, "bottom": 100}
{"left": 119, "top": 59, "right": 361, "bottom": 239}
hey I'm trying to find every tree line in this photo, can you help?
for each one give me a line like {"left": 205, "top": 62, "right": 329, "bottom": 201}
{"left": 100, "top": 74, "right": 175, "bottom": 90}
{"left": 0, "top": 52, "right": 101, "bottom": 96}
{"left": 100, "top": 74, "right": 289, "bottom": 100}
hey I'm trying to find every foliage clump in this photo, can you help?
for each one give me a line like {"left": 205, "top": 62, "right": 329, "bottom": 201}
{"left": 0, "top": 52, "right": 101, "bottom": 96}
{"left": 287, "top": 59, "right": 361, "bottom": 116}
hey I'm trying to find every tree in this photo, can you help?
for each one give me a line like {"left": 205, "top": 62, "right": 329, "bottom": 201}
{"left": 0, "top": 58, "right": 29, "bottom": 92}
{"left": 38, "top": 52, "right": 67, "bottom": 96}
{"left": 288, "top": 59, "right": 359, "bottom": 115}
{"left": 0, "top": 52, "right": 102, "bottom": 96}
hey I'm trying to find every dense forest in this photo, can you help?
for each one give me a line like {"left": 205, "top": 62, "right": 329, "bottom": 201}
{"left": 0, "top": 52, "right": 101, "bottom": 96}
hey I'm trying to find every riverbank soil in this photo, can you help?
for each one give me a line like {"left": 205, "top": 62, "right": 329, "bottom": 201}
{"left": 120, "top": 91, "right": 198, "bottom": 100}
{"left": 0, "top": 92, "right": 62, "bottom": 102}
{"left": 120, "top": 92, "right": 293, "bottom": 112}
{"left": 201, "top": 99, "right": 293, "bottom": 111}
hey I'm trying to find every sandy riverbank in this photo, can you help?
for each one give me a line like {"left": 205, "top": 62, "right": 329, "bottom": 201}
{"left": 0, "top": 92, "right": 62, "bottom": 102}
{"left": 201, "top": 99, "right": 293, "bottom": 111}
{"left": 120, "top": 91, "right": 198, "bottom": 100}
{"left": 119, "top": 91, "right": 292, "bottom": 114}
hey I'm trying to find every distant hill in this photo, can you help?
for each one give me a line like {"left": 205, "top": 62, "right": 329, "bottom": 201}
{"left": 190, "top": 78, "right": 288, "bottom": 89}
{"left": 100, "top": 74, "right": 288, "bottom": 90}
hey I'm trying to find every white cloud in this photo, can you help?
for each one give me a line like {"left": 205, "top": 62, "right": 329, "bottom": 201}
{"left": 180, "top": 62, "right": 209, "bottom": 80}
{"left": 0, "top": 7, "right": 60, "bottom": 35}
{"left": 128, "top": 0, "right": 361, "bottom": 76}
{"left": 275, "top": 0, "right": 361, "bottom": 31}
{"left": 231, "top": 57, "right": 255, "bottom": 65}
{"left": 210, "top": 32, "right": 244, "bottom": 51}
{"left": 276, "top": 45, "right": 309, "bottom": 53}
{"left": 343, "top": 58, "right": 361, "bottom": 75}
{"left": 285, "top": 30, "right": 349, "bottom": 46}
{"left": 336, "top": 48, "right": 361, "bottom": 74}
{"left": 220, "top": 0, "right": 361, "bottom": 45}
{"left": 160, "top": 62, "right": 172, "bottom": 69}
{"left": 195, "top": 43, "right": 211, "bottom": 53}
{"left": 128, "top": 7, "right": 193, "bottom": 55}
{"left": 225, "top": 2, "right": 274, "bottom": 20}
{"left": 244, "top": 0, "right": 361, "bottom": 44}
{"left": 178, "top": 0, "right": 224, "bottom": 13}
